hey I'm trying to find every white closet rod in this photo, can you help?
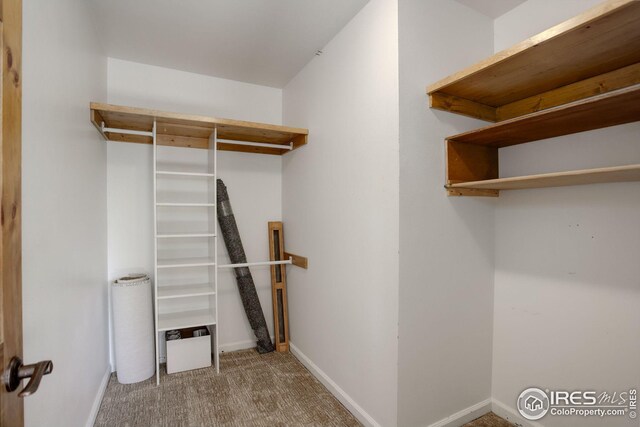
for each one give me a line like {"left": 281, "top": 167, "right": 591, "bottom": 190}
{"left": 99, "top": 124, "right": 292, "bottom": 151}
{"left": 217, "top": 139, "right": 293, "bottom": 151}
{"left": 101, "top": 122, "right": 154, "bottom": 137}
{"left": 218, "top": 257, "right": 293, "bottom": 269}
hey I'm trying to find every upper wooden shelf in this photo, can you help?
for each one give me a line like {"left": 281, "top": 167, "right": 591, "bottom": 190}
{"left": 90, "top": 102, "right": 308, "bottom": 155}
{"left": 427, "top": 0, "right": 640, "bottom": 122}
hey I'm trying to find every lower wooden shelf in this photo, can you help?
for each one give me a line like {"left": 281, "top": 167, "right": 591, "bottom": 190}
{"left": 447, "top": 164, "right": 640, "bottom": 196}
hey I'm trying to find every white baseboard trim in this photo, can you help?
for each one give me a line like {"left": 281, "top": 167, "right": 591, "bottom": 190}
{"left": 219, "top": 339, "right": 258, "bottom": 353}
{"left": 219, "top": 336, "right": 276, "bottom": 353}
{"left": 289, "top": 342, "right": 381, "bottom": 427}
{"left": 426, "top": 398, "right": 492, "bottom": 427}
{"left": 85, "top": 365, "right": 112, "bottom": 427}
{"left": 491, "top": 398, "right": 544, "bottom": 427}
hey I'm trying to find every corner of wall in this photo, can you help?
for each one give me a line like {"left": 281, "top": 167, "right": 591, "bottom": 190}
{"left": 397, "top": 0, "right": 495, "bottom": 425}
{"left": 282, "top": 0, "right": 400, "bottom": 425}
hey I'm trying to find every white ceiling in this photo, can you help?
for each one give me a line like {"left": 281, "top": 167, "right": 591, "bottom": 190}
{"left": 89, "top": 0, "right": 369, "bottom": 88}
{"left": 456, "top": 0, "right": 526, "bottom": 18}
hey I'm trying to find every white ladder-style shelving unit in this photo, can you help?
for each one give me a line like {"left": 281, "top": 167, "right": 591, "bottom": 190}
{"left": 153, "top": 125, "right": 220, "bottom": 384}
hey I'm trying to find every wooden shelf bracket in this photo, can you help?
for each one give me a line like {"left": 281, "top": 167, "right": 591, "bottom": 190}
{"left": 283, "top": 252, "right": 308, "bottom": 269}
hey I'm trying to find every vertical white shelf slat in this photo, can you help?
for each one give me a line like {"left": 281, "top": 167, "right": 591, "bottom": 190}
{"left": 152, "top": 120, "right": 160, "bottom": 385}
{"left": 211, "top": 128, "right": 220, "bottom": 374}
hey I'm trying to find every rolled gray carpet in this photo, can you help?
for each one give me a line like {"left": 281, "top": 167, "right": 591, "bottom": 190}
{"left": 217, "top": 179, "right": 274, "bottom": 353}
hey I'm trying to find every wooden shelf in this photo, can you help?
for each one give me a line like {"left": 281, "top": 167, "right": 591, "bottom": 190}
{"left": 157, "top": 309, "right": 216, "bottom": 331}
{"left": 429, "top": 0, "right": 640, "bottom": 196}
{"left": 91, "top": 102, "right": 308, "bottom": 155}
{"left": 448, "top": 85, "right": 640, "bottom": 148}
{"left": 447, "top": 164, "right": 640, "bottom": 194}
{"left": 427, "top": 0, "right": 640, "bottom": 122}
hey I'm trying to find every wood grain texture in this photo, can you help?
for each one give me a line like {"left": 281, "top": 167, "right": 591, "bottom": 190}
{"left": 111, "top": 134, "right": 289, "bottom": 155}
{"left": 445, "top": 141, "right": 499, "bottom": 197}
{"left": 216, "top": 142, "right": 287, "bottom": 156}
{"left": 496, "top": 62, "right": 640, "bottom": 120}
{"left": 448, "top": 164, "right": 640, "bottom": 191}
{"left": 448, "top": 85, "right": 640, "bottom": 148}
{"left": 283, "top": 252, "right": 308, "bottom": 269}
{"left": 157, "top": 134, "right": 208, "bottom": 149}
{"left": 291, "top": 134, "right": 307, "bottom": 150}
{"left": 427, "top": 0, "right": 640, "bottom": 106}
{"left": 268, "top": 222, "right": 289, "bottom": 353}
{"left": 90, "top": 109, "right": 107, "bottom": 138}
{"left": 0, "top": 0, "right": 24, "bottom": 424}
{"left": 90, "top": 102, "right": 308, "bottom": 155}
{"left": 0, "top": 16, "right": 3, "bottom": 370}
{"left": 446, "top": 141, "right": 498, "bottom": 184}
{"left": 429, "top": 92, "right": 497, "bottom": 122}
{"left": 446, "top": 187, "right": 499, "bottom": 197}
{"left": 0, "top": 19, "right": 4, "bottom": 426}
{"left": 431, "top": 0, "right": 640, "bottom": 197}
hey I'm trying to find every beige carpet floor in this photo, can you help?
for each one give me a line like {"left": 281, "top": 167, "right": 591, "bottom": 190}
{"left": 95, "top": 349, "right": 361, "bottom": 427}
{"left": 463, "top": 412, "right": 514, "bottom": 427}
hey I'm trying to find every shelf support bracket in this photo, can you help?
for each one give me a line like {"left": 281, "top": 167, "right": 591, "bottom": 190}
{"left": 283, "top": 252, "right": 308, "bottom": 269}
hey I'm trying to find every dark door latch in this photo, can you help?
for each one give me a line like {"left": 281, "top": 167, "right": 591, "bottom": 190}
{"left": 2, "top": 356, "right": 53, "bottom": 397}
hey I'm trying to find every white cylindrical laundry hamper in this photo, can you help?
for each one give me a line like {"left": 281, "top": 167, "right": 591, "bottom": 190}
{"left": 112, "top": 274, "right": 155, "bottom": 384}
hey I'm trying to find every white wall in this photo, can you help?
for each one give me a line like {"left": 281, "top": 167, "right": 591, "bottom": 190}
{"left": 397, "top": 1, "right": 495, "bottom": 426}
{"left": 22, "top": 1, "right": 109, "bottom": 426}
{"left": 106, "top": 59, "right": 283, "bottom": 365}
{"left": 281, "top": 1, "right": 399, "bottom": 426}
{"left": 491, "top": 1, "right": 640, "bottom": 426}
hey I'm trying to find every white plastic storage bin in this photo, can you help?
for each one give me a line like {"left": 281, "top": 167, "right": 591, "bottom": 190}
{"left": 166, "top": 334, "right": 212, "bottom": 374}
